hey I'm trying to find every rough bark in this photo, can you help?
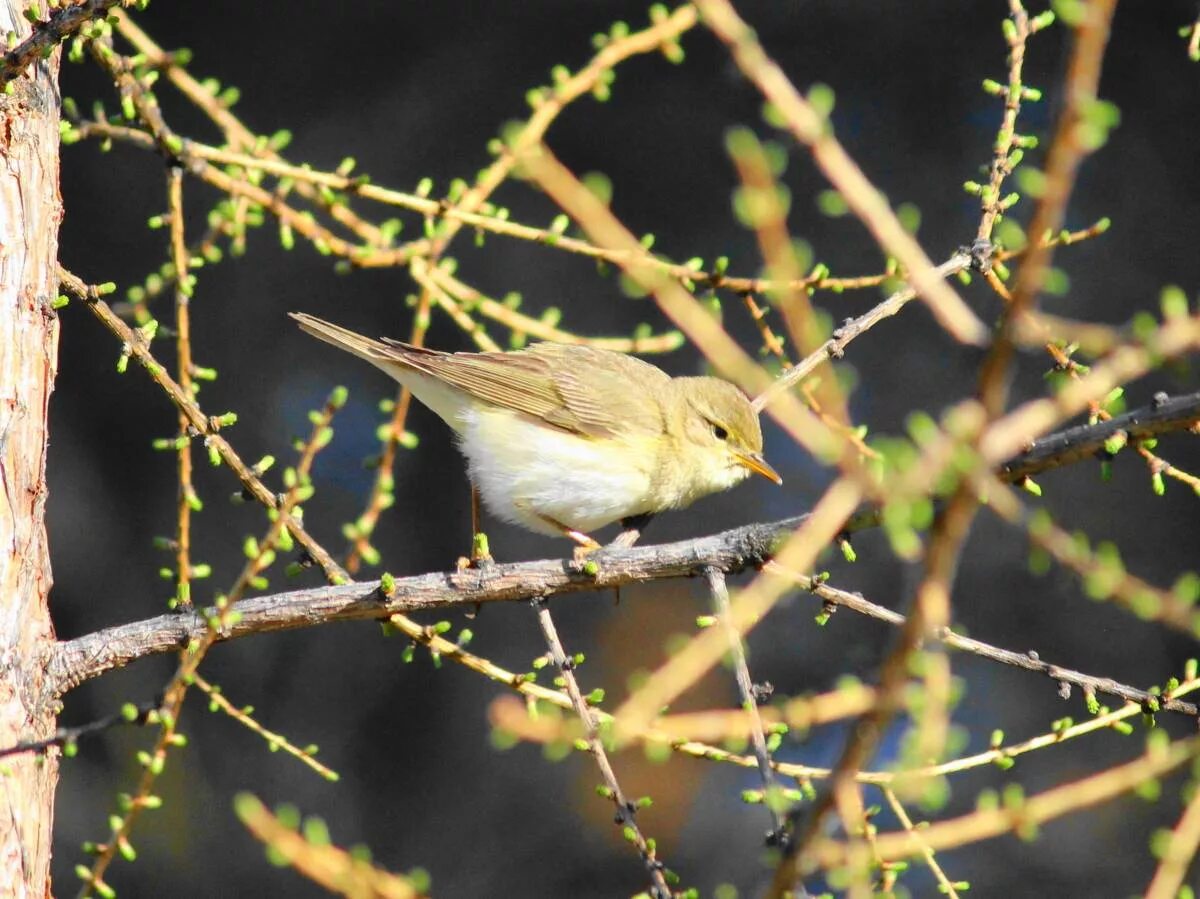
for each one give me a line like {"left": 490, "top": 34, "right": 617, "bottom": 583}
{"left": 0, "top": 1, "right": 62, "bottom": 893}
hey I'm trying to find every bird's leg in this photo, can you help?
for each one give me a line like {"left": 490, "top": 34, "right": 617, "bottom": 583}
{"left": 457, "top": 482, "right": 494, "bottom": 571}
{"left": 606, "top": 513, "right": 656, "bottom": 606}
{"left": 566, "top": 530, "right": 602, "bottom": 564}
{"left": 534, "top": 513, "right": 601, "bottom": 565}
{"left": 470, "top": 483, "right": 494, "bottom": 564}
{"left": 611, "top": 512, "right": 655, "bottom": 549}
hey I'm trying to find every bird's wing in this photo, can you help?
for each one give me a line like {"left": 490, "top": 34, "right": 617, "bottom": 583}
{"left": 530, "top": 342, "right": 670, "bottom": 437}
{"left": 381, "top": 338, "right": 670, "bottom": 438}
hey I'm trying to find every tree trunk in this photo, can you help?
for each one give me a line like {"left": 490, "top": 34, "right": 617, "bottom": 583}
{"left": 0, "top": 2, "right": 63, "bottom": 894}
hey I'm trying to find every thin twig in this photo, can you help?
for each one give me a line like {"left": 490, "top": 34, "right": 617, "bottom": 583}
{"left": 113, "top": 10, "right": 390, "bottom": 248}
{"left": 0, "top": 700, "right": 158, "bottom": 759}
{"left": 1144, "top": 772, "right": 1200, "bottom": 899}
{"left": 880, "top": 787, "right": 961, "bottom": 898}
{"left": 974, "top": 0, "right": 1038, "bottom": 245}
{"left": 772, "top": 564, "right": 1199, "bottom": 717}
{"left": 695, "top": 0, "right": 987, "bottom": 346}
{"left": 192, "top": 675, "right": 338, "bottom": 781}
{"left": 980, "top": 0, "right": 1118, "bottom": 416}
{"left": 168, "top": 167, "right": 194, "bottom": 611}
{"left": 812, "top": 735, "right": 1200, "bottom": 866}
{"left": 702, "top": 567, "right": 782, "bottom": 840}
{"left": 2, "top": 0, "right": 122, "bottom": 84}
{"left": 753, "top": 253, "right": 972, "bottom": 412}
{"left": 531, "top": 599, "right": 672, "bottom": 898}
{"left": 418, "top": 4, "right": 699, "bottom": 264}
{"left": 72, "top": 117, "right": 878, "bottom": 297}
{"left": 59, "top": 268, "right": 347, "bottom": 582}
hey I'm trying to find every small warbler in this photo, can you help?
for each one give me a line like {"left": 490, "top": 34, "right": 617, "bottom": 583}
{"left": 292, "top": 313, "right": 781, "bottom": 547}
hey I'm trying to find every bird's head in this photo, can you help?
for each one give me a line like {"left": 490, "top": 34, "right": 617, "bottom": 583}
{"left": 672, "top": 377, "right": 782, "bottom": 495}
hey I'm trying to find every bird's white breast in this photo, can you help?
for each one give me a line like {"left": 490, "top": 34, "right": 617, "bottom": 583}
{"left": 457, "top": 407, "right": 655, "bottom": 536}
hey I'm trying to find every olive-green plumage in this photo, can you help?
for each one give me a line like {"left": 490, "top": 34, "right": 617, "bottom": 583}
{"left": 291, "top": 312, "right": 780, "bottom": 542}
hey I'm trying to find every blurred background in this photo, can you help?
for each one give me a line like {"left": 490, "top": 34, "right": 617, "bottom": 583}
{"left": 47, "top": 2, "right": 1200, "bottom": 896}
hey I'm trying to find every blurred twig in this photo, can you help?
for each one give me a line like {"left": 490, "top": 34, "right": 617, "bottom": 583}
{"left": 235, "top": 794, "right": 424, "bottom": 899}
{"left": 168, "top": 167, "right": 195, "bottom": 611}
{"left": 495, "top": 677, "right": 1200, "bottom": 785}
{"left": 1144, "top": 775, "right": 1200, "bottom": 899}
{"left": 695, "top": 0, "right": 988, "bottom": 346}
{"left": 754, "top": 253, "right": 972, "bottom": 412}
{"left": 880, "top": 787, "right": 960, "bottom": 899}
{"left": 813, "top": 734, "right": 1200, "bottom": 866}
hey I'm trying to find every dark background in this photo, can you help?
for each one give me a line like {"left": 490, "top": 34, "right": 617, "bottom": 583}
{"left": 46, "top": 2, "right": 1200, "bottom": 896}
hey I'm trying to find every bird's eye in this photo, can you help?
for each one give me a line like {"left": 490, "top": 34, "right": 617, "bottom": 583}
{"left": 712, "top": 423, "right": 729, "bottom": 441}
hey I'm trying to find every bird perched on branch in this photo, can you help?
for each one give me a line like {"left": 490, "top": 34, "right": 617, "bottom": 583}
{"left": 292, "top": 313, "right": 780, "bottom": 554}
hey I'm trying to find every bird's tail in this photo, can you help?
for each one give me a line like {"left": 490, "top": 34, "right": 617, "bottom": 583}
{"left": 291, "top": 311, "right": 469, "bottom": 432}
{"left": 290, "top": 312, "right": 410, "bottom": 366}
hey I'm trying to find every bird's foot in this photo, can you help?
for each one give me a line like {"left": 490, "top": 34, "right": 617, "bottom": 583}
{"left": 532, "top": 513, "right": 601, "bottom": 562}
{"left": 569, "top": 531, "right": 602, "bottom": 567}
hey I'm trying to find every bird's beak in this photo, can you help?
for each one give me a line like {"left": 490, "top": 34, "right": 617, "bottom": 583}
{"left": 734, "top": 450, "right": 783, "bottom": 485}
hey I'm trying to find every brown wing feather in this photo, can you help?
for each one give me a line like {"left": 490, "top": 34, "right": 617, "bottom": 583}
{"left": 396, "top": 341, "right": 671, "bottom": 437}
{"left": 527, "top": 343, "right": 670, "bottom": 437}
{"left": 376, "top": 340, "right": 579, "bottom": 431}
{"left": 294, "top": 313, "right": 669, "bottom": 438}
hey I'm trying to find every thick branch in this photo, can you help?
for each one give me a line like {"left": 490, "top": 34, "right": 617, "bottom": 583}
{"left": 999, "top": 389, "right": 1200, "bottom": 480}
{"left": 2, "top": 0, "right": 122, "bottom": 83}
{"left": 49, "top": 516, "right": 806, "bottom": 696}
{"left": 50, "top": 389, "right": 1200, "bottom": 698}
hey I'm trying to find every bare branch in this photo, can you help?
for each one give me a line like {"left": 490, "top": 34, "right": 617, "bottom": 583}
{"left": 798, "top": 570, "right": 1198, "bottom": 717}
{"left": 531, "top": 599, "right": 672, "bottom": 896}
{"left": 50, "top": 386, "right": 1200, "bottom": 700}
{"left": 754, "top": 253, "right": 972, "bottom": 412}
{"left": 48, "top": 516, "right": 808, "bottom": 696}
{"left": 1, "top": 0, "right": 122, "bottom": 84}
{"left": 702, "top": 566, "right": 783, "bottom": 838}
{"left": 999, "top": 389, "right": 1200, "bottom": 480}
{"left": 0, "top": 700, "right": 158, "bottom": 760}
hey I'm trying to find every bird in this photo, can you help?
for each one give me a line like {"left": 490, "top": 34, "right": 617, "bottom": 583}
{"left": 291, "top": 312, "right": 781, "bottom": 550}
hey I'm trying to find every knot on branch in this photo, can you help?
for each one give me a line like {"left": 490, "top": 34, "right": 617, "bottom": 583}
{"left": 965, "top": 238, "right": 995, "bottom": 274}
